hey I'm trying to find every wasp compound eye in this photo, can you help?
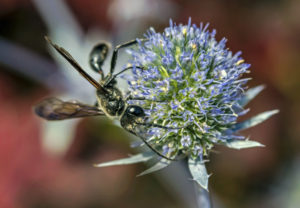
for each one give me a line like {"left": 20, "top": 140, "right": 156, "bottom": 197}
{"left": 89, "top": 43, "right": 109, "bottom": 73}
{"left": 127, "top": 106, "right": 145, "bottom": 117}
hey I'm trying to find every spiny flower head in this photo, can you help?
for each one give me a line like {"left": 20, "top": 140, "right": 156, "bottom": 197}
{"left": 124, "top": 19, "right": 250, "bottom": 160}
{"left": 98, "top": 19, "right": 278, "bottom": 191}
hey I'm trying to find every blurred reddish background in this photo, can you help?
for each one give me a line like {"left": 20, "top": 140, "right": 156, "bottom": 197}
{"left": 0, "top": 0, "right": 298, "bottom": 208}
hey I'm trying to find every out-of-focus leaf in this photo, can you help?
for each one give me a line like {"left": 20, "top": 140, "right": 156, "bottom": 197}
{"left": 225, "top": 139, "right": 265, "bottom": 150}
{"left": 94, "top": 152, "right": 154, "bottom": 167}
{"left": 232, "top": 110, "right": 279, "bottom": 132}
{"left": 188, "top": 157, "right": 209, "bottom": 191}
{"left": 137, "top": 158, "right": 171, "bottom": 177}
{"left": 238, "top": 85, "right": 265, "bottom": 107}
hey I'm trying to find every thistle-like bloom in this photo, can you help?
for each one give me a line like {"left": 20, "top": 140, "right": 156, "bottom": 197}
{"left": 125, "top": 19, "right": 252, "bottom": 160}
{"left": 96, "top": 19, "right": 278, "bottom": 190}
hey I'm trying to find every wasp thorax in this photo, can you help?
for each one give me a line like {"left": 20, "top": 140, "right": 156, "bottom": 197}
{"left": 97, "top": 87, "right": 125, "bottom": 117}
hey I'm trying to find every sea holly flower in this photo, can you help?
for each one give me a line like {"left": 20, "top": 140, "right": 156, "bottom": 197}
{"left": 96, "top": 19, "right": 279, "bottom": 191}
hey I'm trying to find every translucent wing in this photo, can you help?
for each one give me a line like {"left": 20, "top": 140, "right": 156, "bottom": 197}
{"left": 34, "top": 97, "right": 104, "bottom": 120}
{"left": 45, "top": 36, "right": 107, "bottom": 94}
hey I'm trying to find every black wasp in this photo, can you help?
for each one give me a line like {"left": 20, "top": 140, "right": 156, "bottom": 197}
{"left": 35, "top": 37, "right": 179, "bottom": 160}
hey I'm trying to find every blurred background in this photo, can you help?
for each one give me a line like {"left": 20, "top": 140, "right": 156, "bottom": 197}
{"left": 0, "top": 0, "right": 298, "bottom": 207}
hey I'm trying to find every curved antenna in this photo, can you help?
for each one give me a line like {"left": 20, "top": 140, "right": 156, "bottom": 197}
{"left": 45, "top": 36, "right": 107, "bottom": 94}
{"left": 135, "top": 131, "right": 177, "bottom": 161}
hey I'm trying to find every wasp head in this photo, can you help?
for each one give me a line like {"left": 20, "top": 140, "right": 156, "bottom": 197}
{"left": 120, "top": 105, "right": 145, "bottom": 134}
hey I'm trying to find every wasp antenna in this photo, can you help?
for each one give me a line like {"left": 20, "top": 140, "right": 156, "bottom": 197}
{"left": 45, "top": 35, "right": 107, "bottom": 94}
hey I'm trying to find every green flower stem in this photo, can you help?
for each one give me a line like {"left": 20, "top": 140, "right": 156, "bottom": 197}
{"left": 194, "top": 184, "right": 212, "bottom": 208}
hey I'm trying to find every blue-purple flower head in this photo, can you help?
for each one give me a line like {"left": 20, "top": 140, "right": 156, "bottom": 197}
{"left": 97, "top": 19, "right": 278, "bottom": 191}
{"left": 123, "top": 19, "right": 257, "bottom": 160}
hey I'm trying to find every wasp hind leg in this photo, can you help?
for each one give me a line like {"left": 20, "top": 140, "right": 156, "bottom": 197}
{"left": 104, "top": 66, "right": 145, "bottom": 87}
{"left": 109, "top": 39, "right": 147, "bottom": 75}
{"left": 126, "top": 95, "right": 166, "bottom": 103}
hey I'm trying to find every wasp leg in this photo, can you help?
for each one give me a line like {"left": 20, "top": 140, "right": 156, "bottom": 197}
{"left": 104, "top": 66, "right": 144, "bottom": 86}
{"left": 114, "top": 66, "right": 145, "bottom": 77}
{"left": 109, "top": 39, "right": 147, "bottom": 75}
{"left": 126, "top": 95, "right": 165, "bottom": 102}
